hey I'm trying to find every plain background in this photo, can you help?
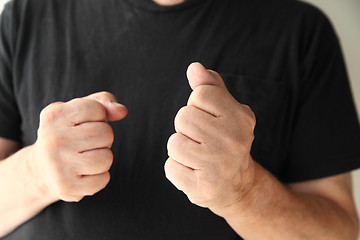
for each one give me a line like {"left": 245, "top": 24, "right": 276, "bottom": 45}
{"left": 0, "top": 0, "right": 359, "bottom": 237}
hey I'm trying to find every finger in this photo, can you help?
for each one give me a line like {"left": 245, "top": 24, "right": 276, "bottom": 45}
{"left": 85, "top": 91, "right": 128, "bottom": 122}
{"left": 174, "top": 105, "right": 218, "bottom": 143}
{"left": 167, "top": 133, "right": 205, "bottom": 170}
{"left": 164, "top": 158, "right": 196, "bottom": 193}
{"left": 63, "top": 98, "right": 108, "bottom": 125}
{"left": 71, "top": 122, "right": 114, "bottom": 152}
{"left": 187, "top": 85, "right": 241, "bottom": 118}
{"left": 75, "top": 148, "right": 113, "bottom": 175}
{"left": 79, "top": 171, "right": 111, "bottom": 196}
{"left": 186, "top": 63, "right": 240, "bottom": 117}
{"left": 186, "top": 62, "right": 227, "bottom": 90}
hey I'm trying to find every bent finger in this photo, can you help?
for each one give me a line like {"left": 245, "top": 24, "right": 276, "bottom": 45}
{"left": 164, "top": 158, "right": 196, "bottom": 193}
{"left": 167, "top": 133, "right": 205, "bottom": 170}
{"left": 79, "top": 171, "right": 111, "bottom": 196}
{"left": 75, "top": 148, "right": 113, "bottom": 175}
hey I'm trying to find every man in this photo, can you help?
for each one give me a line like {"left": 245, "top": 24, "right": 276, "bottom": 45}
{"left": 0, "top": 0, "right": 359, "bottom": 239}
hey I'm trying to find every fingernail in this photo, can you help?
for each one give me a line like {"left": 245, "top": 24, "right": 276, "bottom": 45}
{"left": 111, "top": 102, "right": 126, "bottom": 108}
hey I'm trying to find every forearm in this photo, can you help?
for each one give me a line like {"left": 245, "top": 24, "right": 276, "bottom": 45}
{"left": 0, "top": 146, "right": 57, "bottom": 237}
{"left": 217, "top": 161, "right": 359, "bottom": 240}
{"left": 0, "top": 93, "right": 126, "bottom": 237}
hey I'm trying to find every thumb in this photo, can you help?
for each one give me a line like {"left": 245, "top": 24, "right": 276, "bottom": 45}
{"left": 186, "top": 62, "right": 227, "bottom": 90}
{"left": 85, "top": 91, "right": 128, "bottom": 122}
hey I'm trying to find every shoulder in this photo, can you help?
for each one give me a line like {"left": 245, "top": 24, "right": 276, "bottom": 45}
{"left": 253, "top": 0, "right": 339, "bottom": 55}
{"left": 1, "top": 0, "right": 69, "bottom": 28}
{"left": 283, "top": 1, "right": 334, "bottom": 32}
{"left": 221, "top": 0, "right": 335, "bottom": 39}
{"left": 256, "top": 0, "right": 330, "bottom": 20}
{"left": 261, "top": 0, "right": 333, "bottom": 30}
{"left": 1, "top": 0, "right": 71, "bottom": 48}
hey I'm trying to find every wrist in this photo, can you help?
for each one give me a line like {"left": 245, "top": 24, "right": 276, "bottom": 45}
{"left": 212, "top": 159, "right": 278, "bottom": 225}
{"left": 210, "top": 156, "right": 258, "bottom": 219}
{"left": 216, "top": 160, "right": 288, "bottom": 228}
{"left": 25, "top": 144, "right": 58, "bottom": 204}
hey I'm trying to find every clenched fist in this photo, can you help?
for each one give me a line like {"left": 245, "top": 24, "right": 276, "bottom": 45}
{"left": 29, "top": 92, "right": 127, "bottom": 202}
{"left": 165, "top": 63, "right": 256, "bottom": 215}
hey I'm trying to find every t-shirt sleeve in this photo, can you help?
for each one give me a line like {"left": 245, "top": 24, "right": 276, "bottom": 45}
{"left": 0, "top": 1, "right": 22, "bottom": 141}
{"left": 282, "top": 7, "right": 360, "bottom": 182}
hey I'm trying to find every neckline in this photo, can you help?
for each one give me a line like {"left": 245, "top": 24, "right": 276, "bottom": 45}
{"left": 122, "top": 0, "right": 208, "bottom": 13}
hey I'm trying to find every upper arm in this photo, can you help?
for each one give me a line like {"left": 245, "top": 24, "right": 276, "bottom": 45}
{"left": 0, "top": 137, "right": 20, "bottom": 160}
{"left": 287, "top": 172, "right": 359, "bottom": 225}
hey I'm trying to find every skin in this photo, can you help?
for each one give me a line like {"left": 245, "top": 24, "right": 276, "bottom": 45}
{"left": 165, "top": 62, "right": 359, "bottom": 239}
{"left": 152, "top": 0, "right": 184, "bottom": 6}
{"left": 0, "top": 63, "right": 358, "bottom": 239}
{"left": 0, "top": 1, "right": 358, "bottom": 238}
{"left": 0, "top": 92, "right": 128, "bottom": 236}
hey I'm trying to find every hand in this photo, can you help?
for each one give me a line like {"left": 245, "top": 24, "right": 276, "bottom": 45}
{"left": 29, "top": 92, "right": 128, "bottom": 202}
{"left": 165, "top": 63, "right": 256, "bottom": 214}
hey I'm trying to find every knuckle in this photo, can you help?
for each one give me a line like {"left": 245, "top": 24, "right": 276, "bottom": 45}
{"left": 85, "top": 99, "right": 107, "bottom": 116}
{"left": 233, "top": 104, "right": 256, "bottom": 134}
{"left": 72, "top": 98, "right": 107, "bottom": 118}
{"left": 102, "top": 124, "right": 114, "bottom": 144}
{"left": 103, "top": 123, "right": 114, "bottom": 136}
{"left": 241, "top": 104, "right": 256, "bottom": 129}
{"left": 102, "top": 150, "right": 114, "bottom": 171}
{"left": 249, "top": 132, "right": 255, "bottom": 143}
{"left": 87, "top": 173, "right": 110, "bottom": 197}
{"left": 103, "top": 148, "right": 114, "bottom": 160}
{"left": 89, "top": 91, "right": 116, "bottom": 103}
{"left": 40, "top": 102, "right": 63, "bottom": 125}
{"left": 93, "top": 103, "right": 107, "bottom": 119}
{"left": 189, "top": 85, "right": 209, "bottom": 104}
{"left": 189, "top": 85, "right": 223, "bottom": 106}
{"left": 239, "top": 140, "right": 253, "bottom": 155}
{"left": 176, "top": 106, "right": 188, "bottom": 118}
{"left": 67, "top": 97, "right": 83, "bottom": 105}
{"left": 167, "top": 133, "right": 178, "bottom": 153}
{"left": 99, "top": 91, "right": 115, "bottom": 100}
{"left": 164, "top": 159, "right": 173, "bottom": 178}
{"left": 174, "top": 106, "right": 190, "bottom": 130}
{"left": 100, "top": 172, "right": 111, "bottom": 188}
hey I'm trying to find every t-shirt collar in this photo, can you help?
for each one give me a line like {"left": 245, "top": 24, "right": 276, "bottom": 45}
{"left": 123, "top": 0, "right": 208, "bottom": 12}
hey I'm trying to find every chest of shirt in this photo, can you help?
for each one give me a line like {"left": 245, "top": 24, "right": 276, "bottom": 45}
{"left": 12, "top": 0, "right": 300, "bottom": 179}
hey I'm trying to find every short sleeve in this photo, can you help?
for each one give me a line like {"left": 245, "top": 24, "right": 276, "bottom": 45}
{"left": 0, "top": 1, "right": 22, "bottom": 141}
{"left": 282, "top": 8, "right": 360, "bottom": 182}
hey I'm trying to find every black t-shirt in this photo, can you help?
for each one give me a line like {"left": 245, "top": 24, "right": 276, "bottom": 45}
{"left": 1, "top": 0, "right": 360, "bottom": 239}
